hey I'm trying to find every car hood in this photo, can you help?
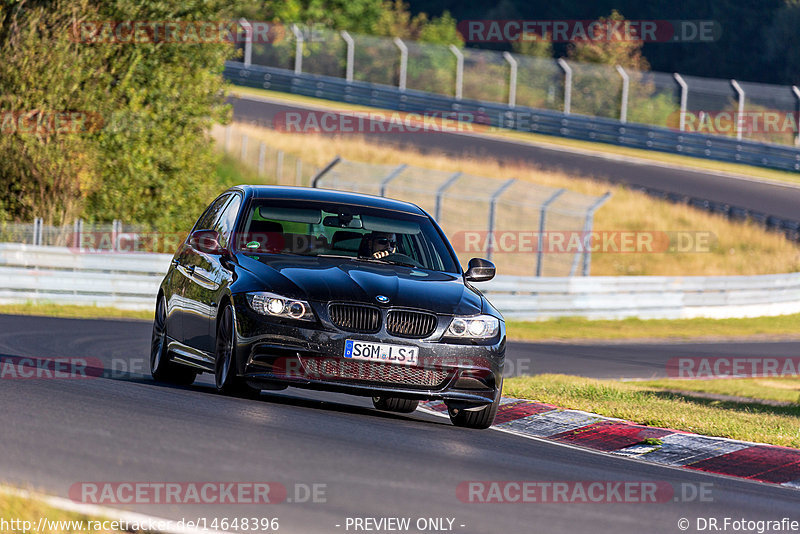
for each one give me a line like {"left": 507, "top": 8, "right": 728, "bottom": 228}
{"left": 237, "top": 254, "right": 483, "bottom": 316}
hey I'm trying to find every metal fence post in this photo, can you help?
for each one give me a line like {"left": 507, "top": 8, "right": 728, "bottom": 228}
{"left": 240, "top": 134, "right": 248, "bottom": 162}
{"left": 575, "top": 192, "right": 611, "bottom": 276}
{"left": 793, "top": 86, "right": 800, "bottom": 146}
{"left": 33, "top": 217, "right": 43, "bottom": 246}
{"left": 731, "top": 79, "right": 745, "bottom": 141}
{"left": 73, "top": 219, "right": 84, "bottom": 252}
{"left": 276, "top": 151, "right": 284, "bottom": 183}
{"left": 434, "top": 172, "right": 462, "bottom": 221}
{"left": 341, "top": 31, "right": 354, "bottom": 82}
{"left": 239, "top": 18, "right": 252, "bottom": 67}
{"left": 291, "top": 24, "right": 304, "bottom": 74}
{"left": 449, "top": 45, "right": 463, "bottom": 100}
{"left": 536, "top": 189, "right": 565, "bottom": 277}
{"left": 310, "top": 156, "right": 342, "bottom": 188}
{"left": 557, "top": 59, "right": 572, "bottom": 114}
{"left": 486, "top": 178, "right": 516, "bottom": 262}
{"left": 674, "top": 73, "right": 688, "bottom": 132}
{"left": 394, "top": 37, "right": 407, "bottom": 91}
{"left": 224, "top": 125, "right": 232, "bottom": 152}
{"left": 295, "top": 159, "right": 302, "bottom": 185}
{"left": 616, "top": 65, "right": 629, "bottom": 123}
{"left": 502, "top": 52, "right": 517, "bottom": 108}
{"left": 379, "top": 164, "right": 407, "bottom": 196}
{"left": 111, "top": 219, "right": 120, "bottom": 252}
{"left": 258, "top": 142, "right": 266, "bottom": 177}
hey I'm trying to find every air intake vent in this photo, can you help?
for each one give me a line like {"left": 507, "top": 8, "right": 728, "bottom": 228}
{"left": 328, "top": 304, "right": 381, "bottom": 333}
{"left": 386, "top": 310, "right": 437, "bottom": 338}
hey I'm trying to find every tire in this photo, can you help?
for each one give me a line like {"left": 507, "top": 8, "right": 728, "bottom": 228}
{"left": 447, "top": 377, "right": 503, "bottom": 430}
{"left": 215, "top": 304, "right": 260, "bottom": 398}
{"left": 372, "top": 396, "right": 419, "bottom": 413}
{"left": 150, "top": 294, "right": 197, "bottom": 386}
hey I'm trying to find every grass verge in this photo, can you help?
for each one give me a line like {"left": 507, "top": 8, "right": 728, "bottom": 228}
{"left": 634, "top": 377, "right": 800, "bottom": 405}
{"left": 506, "top": 314, "right": 800, "bottom": 342}
{"left": 0, "top": 489, "right": 140, "bottom": 533}
{"left": 3, "top": 303, "right": 800, "bottom": 343}
{"left": 0, "top": 303, "right": 151, "bottom": 321}
{"left": 230, "top": 85, "right": 800, "bottom": 187}
{"left": 504, "top": 373, "right": 800, "bottom": 447}
{"left": 217, "top": 121, "right": 800, "bottom": 276}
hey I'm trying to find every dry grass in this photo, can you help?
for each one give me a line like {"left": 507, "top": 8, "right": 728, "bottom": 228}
{"left": 214, "top": 122, "right": 800, "bottom": 276}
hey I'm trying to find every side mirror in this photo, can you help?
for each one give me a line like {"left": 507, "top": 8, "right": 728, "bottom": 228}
{"left": 189, "top": 229, "right": 223, "bottom": 254}
{"left": 464, "top": 258, "right": 495, "bottom": 282}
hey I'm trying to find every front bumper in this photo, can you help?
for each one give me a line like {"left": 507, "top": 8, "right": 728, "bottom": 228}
{"left": 233, "top": 296, "right": 505, "bottom": 406}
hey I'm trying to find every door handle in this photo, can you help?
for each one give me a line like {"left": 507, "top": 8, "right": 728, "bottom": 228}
{"left": 171, "top": 258, "right": 180, "bottom": 266}
{"left": 187, "top": 265, "right": 196, "bottom": 275}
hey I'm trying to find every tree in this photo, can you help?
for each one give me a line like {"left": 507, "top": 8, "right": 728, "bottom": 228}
{"left": 0, "top": 0, "right": 232, "bottom": 231}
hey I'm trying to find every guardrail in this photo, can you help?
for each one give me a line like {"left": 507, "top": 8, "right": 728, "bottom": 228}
{"left": 0, "top": 244, "right": 169, "bottom": 311}
{"left": 2, "top": 243, "right": 798, "bottom": 320}
{"left": 224, "top": 62, "right": 800, "bottom": 242}
{"left": 224, "top": 62, "right": 800, "bottom": 174}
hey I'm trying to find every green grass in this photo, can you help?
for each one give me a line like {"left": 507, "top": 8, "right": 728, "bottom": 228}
{"left": 0, "top": 303, "right": 150, "bottom": 321}
{"left": 215, "top": 151, "right": 271, "bottom": 187}
{"left": 0, "top": 488, "right": 140, "bottom": 533}
{"left": 635, "top": 377, "right": 800, "bottom": 405}
{"left": 504, "top": 374, "right": 800, "bottom": 447}
{"left": 506, "top": 314, "right": 800, "bottom": 342}
{"left": 230, "top": 85, "right": 800, "bottom": 187}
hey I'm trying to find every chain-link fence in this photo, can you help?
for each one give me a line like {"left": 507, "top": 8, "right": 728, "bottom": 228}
{"left": 0, "top": 220, "right": 150, "bottom": 250}
{"left": 210, "top": 124, "right": 318, "bottom": 186}
{"left": 242, "top": 22, "right": 800, "bottom": 147}
{"left": 310, "top": 158, "right": 609, "bottom": 276}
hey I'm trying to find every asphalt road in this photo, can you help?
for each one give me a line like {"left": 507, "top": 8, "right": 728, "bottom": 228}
{"left": 231, "top": 95, "right": 800, "bottom": 221}
{"left": 1, "top": 314, "right": 798, "bottom": 533}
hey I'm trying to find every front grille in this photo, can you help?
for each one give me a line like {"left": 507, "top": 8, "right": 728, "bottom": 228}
{"left": 328, "top": 303, "right": 381, "bottom": 333}
{"left": 301, "top": 357, "right": 449, "bottom": 388}
{"left": 386, "top": 310, "right": 437, "bottom": 338}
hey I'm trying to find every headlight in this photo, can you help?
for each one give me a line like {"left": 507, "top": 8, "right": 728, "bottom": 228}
{"left": 246, "top": 292, "right": 315, "bottom": 321}
{"left": 446, "top": 314, "right": 499, "bottom": 339}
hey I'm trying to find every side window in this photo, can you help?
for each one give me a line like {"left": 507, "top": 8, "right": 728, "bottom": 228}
{"left": 192, "top": 194, "right": 231, "bottom": 234}
{"left": 213, "top": 195, "right": 242, "bottom": 249}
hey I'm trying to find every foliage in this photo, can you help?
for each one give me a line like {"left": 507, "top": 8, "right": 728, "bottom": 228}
{"left": 0, "top": 0, "right": 232, "bottom": 230}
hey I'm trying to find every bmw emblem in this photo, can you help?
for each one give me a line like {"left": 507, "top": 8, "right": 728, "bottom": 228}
{"left": 376, "top": 295, "right": 390, "bottom": 304}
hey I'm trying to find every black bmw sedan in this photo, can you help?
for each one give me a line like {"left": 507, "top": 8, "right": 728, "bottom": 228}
{"left": 151, "top": 185, "right": 505, "bottom": 429}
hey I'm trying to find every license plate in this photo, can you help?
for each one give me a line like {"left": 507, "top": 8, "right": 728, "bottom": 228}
{"left": 344, "top": 340, "right": 419, "bottom": 366}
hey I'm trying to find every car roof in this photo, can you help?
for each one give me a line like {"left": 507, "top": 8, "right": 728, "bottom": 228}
{"left": 230, "top": 185, "right": 428, "bottom": 216}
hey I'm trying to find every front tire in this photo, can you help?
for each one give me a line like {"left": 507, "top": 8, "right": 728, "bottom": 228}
{"left": 215, "top": 304, "right": 260, "bottom": 398}
{"left": 372, "top": 396, "right": 419, "bottom": 413}
{"left": 447, "top": 377, "right": 503, "bottom": 429}
{"left": 150, "top": 294, "right": 196, "bottom": 386}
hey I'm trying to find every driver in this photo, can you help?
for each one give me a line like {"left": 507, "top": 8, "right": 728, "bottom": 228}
{"left": 361, "top": 232, "right": 398, "bottom": 259}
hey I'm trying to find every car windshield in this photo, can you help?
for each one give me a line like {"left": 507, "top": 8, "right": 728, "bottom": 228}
{"left": 236, "top": 199, "right": 459, "bottom": 273}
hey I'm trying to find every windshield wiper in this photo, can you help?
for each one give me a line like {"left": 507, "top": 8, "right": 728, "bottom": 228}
{"left": 357, "top": 256, "right": 418, "bottom": 268}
